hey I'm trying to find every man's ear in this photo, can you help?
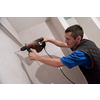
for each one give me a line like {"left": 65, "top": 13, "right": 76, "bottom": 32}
{"left": 77, "top": 36, "right": 81, "bottom": 41}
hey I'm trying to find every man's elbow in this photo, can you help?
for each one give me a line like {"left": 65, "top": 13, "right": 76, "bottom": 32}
{"left": 54, "top": 64, "right": 61, "bottom": 68}
{"left": 54, "top": 62, "right": 64, "bottom": 68}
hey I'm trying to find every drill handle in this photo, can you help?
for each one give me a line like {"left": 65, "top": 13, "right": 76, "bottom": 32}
{"left": 25, "top": 43, "right": 32, "bottom": 53}
{"left": 35, "top": 37, "right": 44, "bottom": 42}
{"left": 27, "top": 48, "right": 32, "bottom": 53}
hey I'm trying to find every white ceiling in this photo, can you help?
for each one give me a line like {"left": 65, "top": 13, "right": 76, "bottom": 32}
{"left": 6, "top": 17, "right": 49, "bottom": 33}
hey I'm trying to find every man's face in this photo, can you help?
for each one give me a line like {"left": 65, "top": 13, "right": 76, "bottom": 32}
{"left": 65, "top": 32, "right": 80, "bottom": 48}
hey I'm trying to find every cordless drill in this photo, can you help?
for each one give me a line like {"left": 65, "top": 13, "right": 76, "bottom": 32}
{"left": 14, "top": 38, "right": 46, "bottom": 54}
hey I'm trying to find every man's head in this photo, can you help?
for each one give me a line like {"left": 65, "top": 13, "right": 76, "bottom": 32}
{"left": 65, "top": 25, "right": 84, "bottom": 48}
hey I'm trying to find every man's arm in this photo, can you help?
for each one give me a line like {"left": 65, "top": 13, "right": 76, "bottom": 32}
{"left": 28, "top": 50, "right": 65, "bottom": 67}
{"left": 41, "top": 37, "right": 68, "bottom": 47}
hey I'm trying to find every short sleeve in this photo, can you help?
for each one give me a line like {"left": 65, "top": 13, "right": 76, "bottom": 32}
{"left": 60, "top": 50, "right": 92, "bottom": 69}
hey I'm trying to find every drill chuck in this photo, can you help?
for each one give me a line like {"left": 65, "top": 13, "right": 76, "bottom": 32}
{"left": 20, "top": 45, "right": 27, "bottom": 51}
{"left": 20, "top": 43, "right": 31, "bottom": 53}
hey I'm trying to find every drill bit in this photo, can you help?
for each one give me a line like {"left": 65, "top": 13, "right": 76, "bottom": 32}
{"left": 14, "top": 50, "right": 21, "bottom": 54}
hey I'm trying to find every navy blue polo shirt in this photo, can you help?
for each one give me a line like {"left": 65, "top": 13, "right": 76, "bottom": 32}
{"left": 60, "top": 48, "right": 92, "bottom": 69}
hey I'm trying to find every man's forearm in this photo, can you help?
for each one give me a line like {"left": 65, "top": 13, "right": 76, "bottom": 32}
{"left": 48, "top": 39, "right": 67, "bottom": 47}
{"left": 35, "top": 55, "right": 64, "bottom": 67}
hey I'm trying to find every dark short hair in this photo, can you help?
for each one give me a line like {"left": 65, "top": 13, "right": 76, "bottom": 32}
{"left": 65, "top": 24, "right": 84, "bottom": 40}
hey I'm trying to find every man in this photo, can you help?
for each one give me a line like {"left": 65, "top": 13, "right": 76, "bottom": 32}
{"left": 28, "top": 24, "right": 100, "bottom": 84}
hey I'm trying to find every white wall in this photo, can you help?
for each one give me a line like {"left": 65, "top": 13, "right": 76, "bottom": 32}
{"left": 0, "top": 30, "right": 31, "bottom": 84}
{"left": 0, "top": 18, "right": 31, "bottom": 83}
{"left": 0, "top": 17, "right": 22, "bottom": 43}
{"left": 91, "top": 17, "right": 100, "bottom": 30}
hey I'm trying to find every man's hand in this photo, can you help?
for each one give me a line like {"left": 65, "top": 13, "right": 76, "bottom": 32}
{"left": 41, "top": 37, "right": 68, "bottom": 47}
{"left": 41, "top": 37, "right": 50, "bottom": 43}
{"left": 28, "top": 50, "right": 37, "bottom": 60}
